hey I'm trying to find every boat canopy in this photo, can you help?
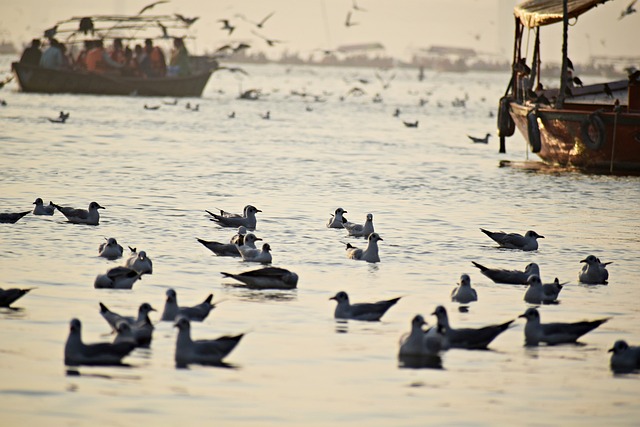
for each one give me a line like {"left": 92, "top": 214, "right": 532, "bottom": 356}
{"left": 514, "top": 0, "right": 611, "bottom": 28}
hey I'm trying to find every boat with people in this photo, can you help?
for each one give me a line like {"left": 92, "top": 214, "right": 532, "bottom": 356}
{"left": 11, "top": 14, "right": 216, "bottom": 97}
{"left": 497, "top": 0, "right": 640, "bottom": 173}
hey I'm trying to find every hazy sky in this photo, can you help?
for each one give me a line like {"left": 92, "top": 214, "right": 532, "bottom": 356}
{"left": 1, "top": 0, "right": 638, "bottom": 64}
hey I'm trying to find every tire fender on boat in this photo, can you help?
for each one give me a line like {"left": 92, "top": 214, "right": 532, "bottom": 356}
{"left": 526, "top": 110, "right": 542, "bottom": 153}
{"left": 580, "top": 112, "right": 606, "bottom": 150}
{"left": 497, "top": 96, "right": 515, "bottom": 137}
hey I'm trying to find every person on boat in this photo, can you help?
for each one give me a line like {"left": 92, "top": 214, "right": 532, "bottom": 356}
{"left": 109, "top": 38, "right": 126, "bottom": 65}
{"left": 39, "top": 39, "right": 68, "bottom": 70}
{"left": 121, "top": 46, "right": 142, "bottom": 77}
{"left": 19, "top": 39, "right": 42, "bottom": 66}
{"left": 142, "top": 39, "right": 166, "bottom": 77}
{"left": 85, "top": 40, "right": 124, "bottom": 74}
{"left": 74, "top": 40, "right": 96, "bottom": 71}
{"left": 168, "top": 37, "right": 191, "bottom": 77}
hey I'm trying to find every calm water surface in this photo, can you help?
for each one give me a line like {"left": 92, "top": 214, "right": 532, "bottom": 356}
{"left": 1, "top": 57, "right": 639, "bottom": 426}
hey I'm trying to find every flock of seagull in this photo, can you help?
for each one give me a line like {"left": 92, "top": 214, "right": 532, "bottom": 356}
{"left": 2, "top": 199, "right": 639, "bottom": 374}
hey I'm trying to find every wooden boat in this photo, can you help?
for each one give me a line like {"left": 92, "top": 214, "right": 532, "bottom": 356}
{"left": 497, "top": 0, "right": 640, "bottom": 173}
{"left": 11, "top": 14, "right": 215, "bottom": 97}
{"left": 11, "top": 62, "right": 212, "bottom": 97}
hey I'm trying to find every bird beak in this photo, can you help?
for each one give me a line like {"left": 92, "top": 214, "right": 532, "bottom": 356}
{"left": 518, "top": 313, "right": 527, "bottom": 319}
{"left": 256, "top": 209, "right": 262, "bottom": 212}
{"left": 255, "top": 237, "right": 263, "bottom": 241}
{"left": 580, "top": 258, "right": 587, "bottom": 263}
{"left": 538, "top": 235, "right": 545, "bottom": 239}
{"left": 378, "top": 237, "right": 384, "bottom": 241}
{"left": 329, "top": 296, "right": 336, "bottom": 301}
{"left": 150, "top": 307, "right": 157, "bottom": 312}
{"left": 607, "top": 347, "right": 614, "bottom": 353}
{"left": 99, "top": 205, "right": 105, "bottom": 209}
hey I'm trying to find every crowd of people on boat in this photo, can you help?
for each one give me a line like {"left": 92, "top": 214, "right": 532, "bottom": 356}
{"left": 19, "top": 37, "right": 192, "bottom": 78}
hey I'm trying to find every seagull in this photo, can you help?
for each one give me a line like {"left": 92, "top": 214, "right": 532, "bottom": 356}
{"left": 174, "top": 13, "right": 199, "bottom": 27}
{"left": 467, "top": 133, "right": 491, "bottom": 144}
{"left": 609, "top": 340, "right": 640, "bottom": 373}
{"left": 0, "top": 287, "right": 33, "bottom": 307}
{"left": 228, "top": 111, "right": 236, "bottom": 118}
{"left": 255, "top": 11, "right": 275, "bottom": 28}
{"left": 94, "top": 266, "right": 142, "bottom": 289}
{"left": 0, "top": 211, "right": 30, "bottom": 224}
{"left": 451, "top": 274, "right": 478, "bottom": 304}
{"left": 125, "top": 250, "right": 153, "bottom": 275}
{"left": 480, "top": 228, "right": 544, "bottom": 251}
{"left": 343, "top": 213, "right": 375, "bottom": 238}
{"left": 144, "top": 103, "right": 161, "bottom": 110}
{"left": 174, "top": 316, "right": 244, "bottom": 368}
{"left": 619, "top": 0, "right": 637, "bottom": 19}
{"left": 205, "top": 205, "right": 261, "bottom": 230}
{"left": 138, "top": 0, "right": 169, "bottom": 15}
{"left": 43, "top": 25, "right": 58, "bottom": 39}
{"left": 221, "top": 267, "right": 299, "bottom": 289}
{"left": 217, "top": 66, "right": 249, "bottom": 76}
{"left": 52, "top": 201, "right": 104, "bottom": 225}
{"left": 327, "top": 207, "right": 348, "bottom": 228}
{"left": 239, "top": 243, "right": 272, "bottom": 264}
{"left": 398, "top": 315, "right": 444, "bottom": 357}
{"left": 251, "top": 30, "right": 284, "bottom": 47}
{"left": 218, "top": 19, "right": 235, "bottom": 35}
{"left": 99, "top": 302, "right": 155, "bottom": 331}
{"left": 345, "top": 11, "right": 359, "bottom": 27}
{"left": 345, "top": 233, "right": 383, "bottom": 263}
{"left": 330, "top": 291, "right": 400, "bottom": 321}
{"left": 403, "top": 120, "right": 419, "bottom": 128}
{"left": 524, "top": 275, "right": 562, "bottom": 304}
{"left": 578, "top": 255, "right": 610, "bottom": 284}
{"left": 32, "top": 198, "right": 55, "bottom": 215}
{"left": 197, "top": 238, "right": 241, "bottom": 257}
{"left": 432, "top": 305, "right": 514, "bottom": 350}
{"left": 519, "top": 307, "right": 609, "bottom": 346}
{"left": 64, "top": 318, "right": 135, "bottom": 366}
{"left": 98, "top": 237, "right": 124, "bottom": 260}
{"left": 261, "top": 111, "right": 271, "bottom": 119}
{"left": 472, "top": 261, "right": 540, "bottom": 285}
{"left": 603, "top": 83, "right": 614, "bottom": 98}
{"left": 113, "top": 322, "right": 137, "bottom": 346}
{"left": 161, "top": 289, "right": 215, "bottom": 322}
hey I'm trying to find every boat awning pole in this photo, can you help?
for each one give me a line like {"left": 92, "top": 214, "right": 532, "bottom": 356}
{"left": 556, "top": 0, "right": 569, "bottom": 109}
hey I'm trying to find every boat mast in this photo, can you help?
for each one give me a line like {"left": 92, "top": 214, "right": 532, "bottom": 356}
{"left": 556, "top": 0, "right": 569, "bottom": 109}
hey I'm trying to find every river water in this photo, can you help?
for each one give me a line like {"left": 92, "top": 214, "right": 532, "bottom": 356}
{"left": 1, "top": 56, "right": 639, "bottom": 426}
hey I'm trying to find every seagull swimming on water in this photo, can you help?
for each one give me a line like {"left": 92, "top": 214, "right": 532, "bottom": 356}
{"left": 480, "top": 228, "right": 544, "bottom": 251}
{"left": 578, "top": 254, "right": 610, "bottom": 284}
{"left": 432, "top": 305, "right": 514, "bottom": 350}
{"left": 99, "top": 302, "right": 156, "bottom": 346}
{"left": 98, "top": 237, "right": 124, "bottom": 260}
{"left": 0, "top": 211, "right": 30, "bottom": 224}
{"left": 94, "top": 266, "right": 142, "bottom": 289}
{"left": 345, "top": 232, "right": 383, "bottom": 263}
{"left": 239, "top": 242, "right": 272, "bottom": 264}
{"left": 523, "top": 275, "right": 562, "bottom": 304}
{"left": 197, "top": 238, "right": 241, "bottom": 257}
{"left": 519, "top": 307, "right": 609, "bottom": 346}
{"left": 343, "top": 213, "right": 375, "bottom": 238}
{"left": 0, "top": 287, "right": 33, "bottom": 307}
{"left": 221, "top": 267, "right": 298, "bottom": 289}
{"left": 609, "top": 340, "right": 640, "bottom": 373}
{"left": 206, "top": 205, "right": 261, "bottom": 230}
{"left": 451, "top": 274, "right": 478, "bottom": 304}
{"left": 327, "top": 207, "right": 348, "bottom": 228}
{"left": 32, "top": 198, "right": 55, "bottom": 215}
{"left": 330, "top": 291, "right": 400, "bottom": 321}
{"left": 64, "top": 318, "right": 135, "bottom": 366}
{"left": 161, "top": 289, "right": 216, "bottom": 322}
{"left": 174, "top": 316, "right": 244, "bottom": 368}
{"left": 471, "top": 261, "right": 540, "bottom": 284}
{"left": 52, "top": 201, "right": 104, "bottom": 225}
{"left": 467, "top": 133, "right": 491, "bottom": 144}
{"left": 125, "top": 250, "right": 153, "bottom": 275}
{"left": 398, "top": 315, "right": 445, "bottom": 357}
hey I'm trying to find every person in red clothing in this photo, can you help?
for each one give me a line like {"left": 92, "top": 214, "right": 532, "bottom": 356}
{"left": 142, "top": 38, "right": 166, "bottom": 77}
{"left": 85, "top": 40, "right": 123, "bottom": 74}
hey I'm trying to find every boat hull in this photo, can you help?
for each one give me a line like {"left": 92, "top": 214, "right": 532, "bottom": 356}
{"left": 11, "top": 62, "right": 213, "bottom": 97}
{"left": 510, "top": 101, "right": 640, "bottom": 172}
